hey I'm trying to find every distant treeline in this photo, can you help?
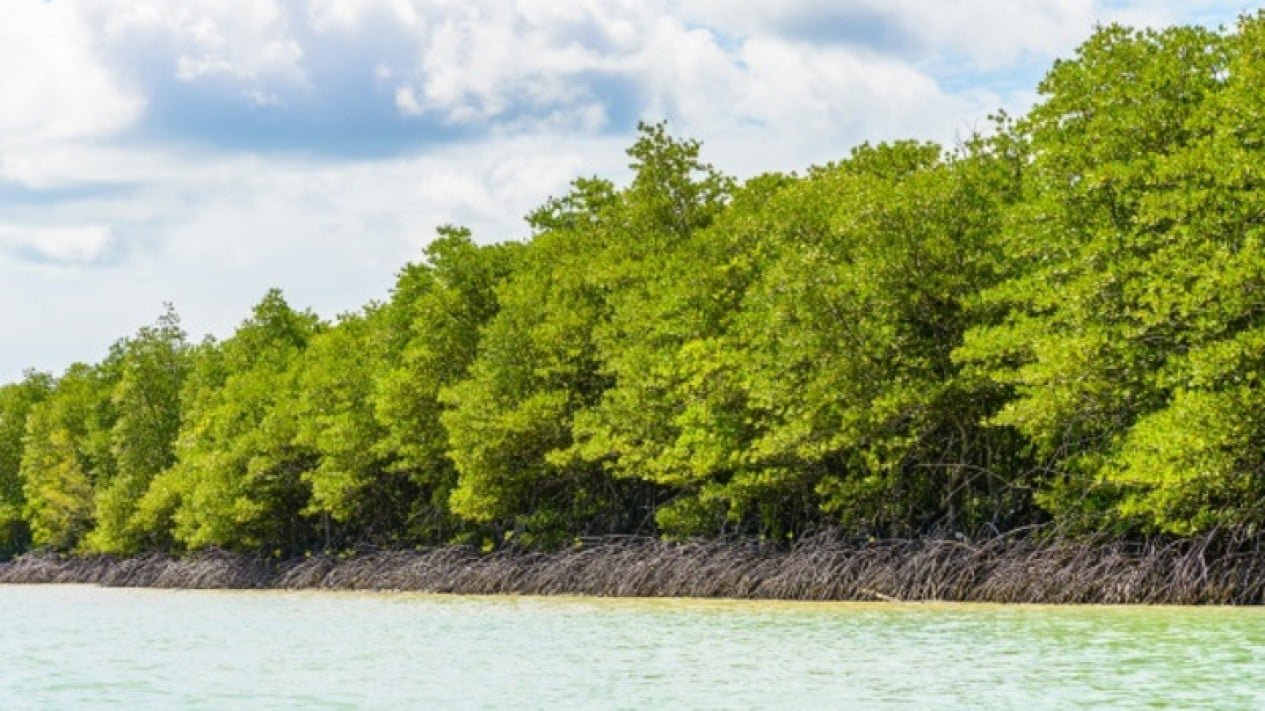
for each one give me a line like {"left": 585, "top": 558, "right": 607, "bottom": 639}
{"left": 2, "top": 16, "right": 1264, "bottom": 559}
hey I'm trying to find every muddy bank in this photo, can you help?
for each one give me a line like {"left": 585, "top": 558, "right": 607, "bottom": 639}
{"left": 3, "top": 533, "right": 1264, "bottom": 604}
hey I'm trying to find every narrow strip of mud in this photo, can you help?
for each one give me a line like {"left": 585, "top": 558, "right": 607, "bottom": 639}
{"left": 3, "top": 534, "right": 1263, "bottom": 604}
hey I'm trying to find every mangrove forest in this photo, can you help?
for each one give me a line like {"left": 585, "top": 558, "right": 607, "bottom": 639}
{"left": 4, "top": 16, "right": 1265, "bottom": 589}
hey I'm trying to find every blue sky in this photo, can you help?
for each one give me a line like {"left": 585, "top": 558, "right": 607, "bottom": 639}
{"left": 0, "top": 0, "right": 1255, "bottom": 381}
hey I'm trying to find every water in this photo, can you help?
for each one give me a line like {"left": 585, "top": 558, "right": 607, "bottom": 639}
{"left": 3, "top": 586, "right": 1263, "bottom": 709}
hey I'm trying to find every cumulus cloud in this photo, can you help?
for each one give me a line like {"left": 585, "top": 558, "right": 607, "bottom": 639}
{"left": 92, "top": 1, "right": 306, "bottom": 85}
{"left": 0, "top": 224, "right": 115, "bottom": 265}
{"left": 0, "top": 2, "right": 142, "bottom": 150}
{"left": 678, "top": 0, "right": 1089, "bottom": 65}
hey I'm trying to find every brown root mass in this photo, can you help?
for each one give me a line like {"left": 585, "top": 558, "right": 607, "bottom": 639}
{"left": 3, "top": 531, "right": 1264, "bottom": 604}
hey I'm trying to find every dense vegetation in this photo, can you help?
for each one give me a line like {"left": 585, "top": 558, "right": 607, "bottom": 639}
{"left": 3, "top": 16, "right": 1264, "bottom": 559}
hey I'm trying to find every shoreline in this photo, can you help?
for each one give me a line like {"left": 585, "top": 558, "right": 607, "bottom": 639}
{"left": 3, "top": 534, "right": 1264, "bottom": 604}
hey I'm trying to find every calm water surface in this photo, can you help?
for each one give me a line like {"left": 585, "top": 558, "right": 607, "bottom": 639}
{"left": 3, "top": 585, "right": 1263, "bottom": 709}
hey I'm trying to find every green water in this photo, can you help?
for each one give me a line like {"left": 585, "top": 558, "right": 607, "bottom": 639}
{"left": 3, "top": 586, "right": 1263, "bottom": 709}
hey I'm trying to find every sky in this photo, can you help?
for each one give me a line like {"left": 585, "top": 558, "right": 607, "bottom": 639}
{"left": 0, "top": 0, "right": 1255, "bottom": 381}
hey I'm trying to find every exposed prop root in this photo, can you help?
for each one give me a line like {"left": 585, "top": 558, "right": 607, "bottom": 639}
{"left": 4, "top": 530, "right": 1264, "bottom": 604}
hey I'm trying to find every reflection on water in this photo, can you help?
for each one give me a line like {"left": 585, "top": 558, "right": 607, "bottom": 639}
{"left": 3, "top": 585, "right": 1264, "bottom": 709}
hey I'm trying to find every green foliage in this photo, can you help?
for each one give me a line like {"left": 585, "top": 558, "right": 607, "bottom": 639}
{"left": 739, "top": 142, "right": 1029, "bottom": 536}
{"left": 0, "top": 372, "right": 52, "bottom": 556}
{"left": 139, "top": 290, "right": 321, "bottom": 552}
{"left": 442, "top": 122, "right": 731, "bottom": 544}
{"left": 367, "top": 228, "right": 522, "bottom": 543}
{"left": 20, "top": 361, "right": 119, "bottom": 550}
{"left": 84, "top": 307, "right": 190, "bottom": 554}
{"left": 1100, "top": 14, "right": 1265, "bottom": 532}
{"left": 568, "top": 171, "right": 813, "bottom": 537}
{"left": 958, "top": 14, "right": 1265, "bottom": 533}
{"left": 292, "top": 309, "right": 393, "bottom": 538}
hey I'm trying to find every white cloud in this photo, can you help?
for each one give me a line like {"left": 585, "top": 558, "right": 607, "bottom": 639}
{"left": 0, "top": 2, "right": 142, "bottom": 149}
{"left": 1107, "top": 1, "right": 1256, "bottom": 30}
{"left": 363, "top": 0, "right": 1002, "bottom": 160}
{"left": 90, "top": 0, "right": 306, "bottom": 85}
{"left": 394, "top": 2, "right": 642, "bottom": 125}
{"left": 0, "top": 224, "right": 114, "bottom": 265}
{"left": 0, "top": 132, "right": 629, "bottom": 379}
{"left": 307, "top": 0, "right": 422, "bottom": 33}
{"left": 394, "top": 86, "right": 425, "bottom": 115}
{"left": 677, "top": 1, "right": 1110, "bottom": 69}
